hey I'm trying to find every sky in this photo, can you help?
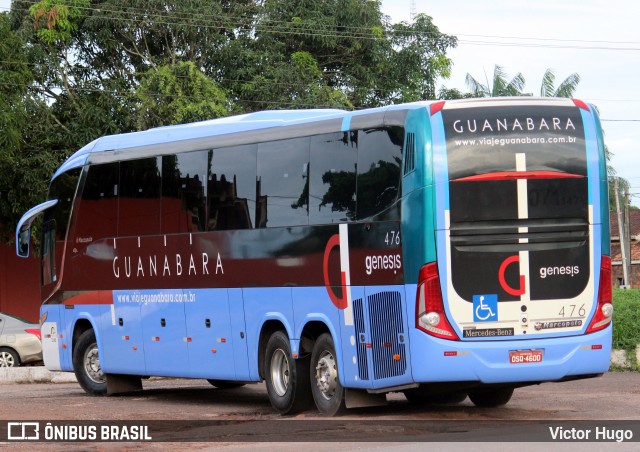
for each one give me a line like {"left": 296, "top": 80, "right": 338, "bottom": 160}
{"left": 380, "top": 0, "right": 640, "bottom": 205}
{"left": 1, "top": 0, "right": 638, "bottom": 204}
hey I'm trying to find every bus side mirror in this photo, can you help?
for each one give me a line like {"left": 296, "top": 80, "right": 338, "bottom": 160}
{"left": 18, "top": 227, "right": 31, "bottom": 258}
{"left": 16, "top": 199, "right": 59, "bottom": 259}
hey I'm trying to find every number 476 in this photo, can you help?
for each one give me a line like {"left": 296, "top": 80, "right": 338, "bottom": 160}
{"left": 385, "top": 231, "right": 400, "bottom": 246}
{"left": 559, "top": 304, "right": 586, "bottom": 317}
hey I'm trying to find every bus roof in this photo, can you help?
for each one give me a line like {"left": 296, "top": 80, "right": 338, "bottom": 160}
{"left": 54, "top": 104, "right": 421, "bottom": 179}
{"left": 52, "top": 98, "right": 589, "bottom": 180}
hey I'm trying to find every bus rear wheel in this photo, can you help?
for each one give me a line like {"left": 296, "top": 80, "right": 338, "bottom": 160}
{"left": 264, "top": 331, "right": 312, "bottom": 414}
{"left": 73, "top": 329, "right": 107, "bottom": 396}
{"left": 468, "top": 387, "right": 514, "bottom": 407}
{"left": 310, "top": 333, "right": 346, "bottom": 416}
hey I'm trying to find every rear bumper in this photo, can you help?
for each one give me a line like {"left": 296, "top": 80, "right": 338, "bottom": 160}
{"left": 409, "top": 324, "right": 612, "bottom": 384}
{"left": 17, "top": 338, "right": 43, "bottom": 365}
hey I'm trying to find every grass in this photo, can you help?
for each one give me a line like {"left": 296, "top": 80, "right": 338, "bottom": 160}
{"left": 612, "top": 288, "right": 640, "bottom": 370}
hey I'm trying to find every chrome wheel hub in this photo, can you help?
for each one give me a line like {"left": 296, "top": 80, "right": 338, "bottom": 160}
{"left": 84, "top": 345, "right": 106, "bottom": 384}
{"left": 270, "top": 348, "right": 290, "bottom": 396}
{"left": 315, "top": 350, "right": 338, "bottom": 400}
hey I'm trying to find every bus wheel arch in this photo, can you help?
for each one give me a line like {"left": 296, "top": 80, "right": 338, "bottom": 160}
{"left": 72, "top": 318, "right": 94, "bottom": 356}
{"left": 258, "top": 320, "right": 288, "bottom": 381}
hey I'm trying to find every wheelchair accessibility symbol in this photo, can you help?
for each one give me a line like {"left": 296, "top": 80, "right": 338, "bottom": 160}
{"left": 473, "top": 294, "right": 498, "bottom": 322}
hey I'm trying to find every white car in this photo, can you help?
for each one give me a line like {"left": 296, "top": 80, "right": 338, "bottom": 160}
{"left": 0, "top": 313, "right": 43, "bottom": 367}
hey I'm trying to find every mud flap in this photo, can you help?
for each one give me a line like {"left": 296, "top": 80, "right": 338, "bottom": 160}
{"left": 344, "top": 388, "right": 387, "bottom": 409}
{"left": 106, "top": 374, "right": 142, "bottom": 395}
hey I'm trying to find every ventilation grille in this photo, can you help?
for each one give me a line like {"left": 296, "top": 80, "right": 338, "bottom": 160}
{"left": 403, "top": 133, "right": 415, "bottom": 174}
{"left": 368, "top": 291, "right": 407, "bottom": 380}
{"left": 353, "top": 297, "right": 369, "bottom": 381}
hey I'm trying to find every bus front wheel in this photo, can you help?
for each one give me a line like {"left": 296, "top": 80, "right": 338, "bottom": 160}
{"left": 264, "top": 331, "right": 312, "bottom": 414}
{"left": 310, "top": 333, "right": 346, "bottom": 416}
{"left": 468, "top": 387, "right": 514, "bottom": 407}
{"left": 72, "top": 329, "right": 107, "bottom": 396}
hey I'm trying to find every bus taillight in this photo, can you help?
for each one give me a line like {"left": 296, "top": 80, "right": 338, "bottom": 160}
{"left": 586, "top": 255, "right": 613, "bottom": 334}
{"left": 416, "top": 262, "right": 459, "bottom": 340}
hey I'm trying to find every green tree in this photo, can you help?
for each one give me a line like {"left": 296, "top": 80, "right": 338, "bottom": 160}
{"left": 540, "top": 68, "right": 580, "bottom": 97}
{"left": 236, "top": 3, "right": 456, "bottom": 109}
{"left": 0, "top": 12, "right": 60, "bottom": 235}
{"left": 465, "top": 65, "right": 526, "bottom": 97}
{"left": 136, "top": 62, "right": 230, "bottom": 129}
{"left": 2, "top": 0, "right": 459, "bottom": 233}
{"left": 437, "top": 86, "right": 478, "bottom": 100}
{"left": 29, "top": 0, "right": 89, "bottom": 45}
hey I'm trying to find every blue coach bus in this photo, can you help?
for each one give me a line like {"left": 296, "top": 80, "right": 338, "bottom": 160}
{"left": 17, "top": 97, "right": 612, "bottom": 415}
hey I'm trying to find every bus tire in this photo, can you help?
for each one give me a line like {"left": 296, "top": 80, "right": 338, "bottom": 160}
{"left": 264, "top": 331, "right": 312, "bottom": 414}
{"left": 72, "top": 329, "right": 107, "bottom": 396}
{"left": 206, "top": 379, "right": 246, "bottom": 389}
{"left": 468, "top": 387, "right": 514, "bottom": 407}
{"left": 310, "top": 333, "right": 346, "bottom": 416}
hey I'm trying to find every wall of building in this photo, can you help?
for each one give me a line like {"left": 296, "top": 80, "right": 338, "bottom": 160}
{"left": 0, "top": 244, "right": 41, "bottom": 323}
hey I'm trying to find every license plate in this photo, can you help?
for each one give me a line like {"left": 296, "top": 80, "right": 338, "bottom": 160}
{"left": 509, "top": 349, "right": 543, "bottom": 364}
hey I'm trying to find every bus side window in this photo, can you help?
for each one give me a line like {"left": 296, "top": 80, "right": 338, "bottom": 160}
{"left": 208, "top": 145, "right": 257, "bottom": 230}
{"left": 75, "top": 162, "right": 119, "bottom": 245}
{"left": 257, "top": 138, "right": 310, "bottom": 228}
{"left": 161, "top": 152, "right": 207, "bottom": 234}
{"left": 119, "top": 157, "right": 161, "bottom": 237}
{"left": 356, "top": 127, "right": 403, "bottom": 220}
{"left": 309, "top": 132, "right": 357, "bottom": 225}
{"left": 41, "top": 219, "right": 56, "bottom": 286}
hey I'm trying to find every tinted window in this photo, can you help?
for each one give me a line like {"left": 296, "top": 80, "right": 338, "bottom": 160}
{"left": 162, "top": 152, "right": 207, "bottom": 234}
{"left": 208, "top": 145, "right": 257, "bottom": 230}
{"left": 48, "top": 168, "right": 81, "bottom": 241}
{"left": 42, "top": 168, "right": 80, "bottom": 287}
{"left": 309, "top": 132, "right": 357, "bottom": 224}
{"left": 75, "top": 162, "right": 119, "bottom": 242}
{"left": 41, "top": 219, "right": 56, "bottom": 286}
{"left": 356, "top": 127, "right": 403, "bottom": 219}
{"left": 119, "top": 157, "right": 161, "bottom": 237}
{"left": 257, "top": 138, "right": 310, "bottom": 228}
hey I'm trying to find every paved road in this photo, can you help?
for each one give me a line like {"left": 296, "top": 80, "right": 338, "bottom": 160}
{"left": 1, "top": 372, "right": 638, "bottom": 450}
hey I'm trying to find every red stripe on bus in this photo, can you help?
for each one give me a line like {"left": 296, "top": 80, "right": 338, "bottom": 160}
{"left": 61, "top": 290, "right": 114, "bottom": 305}
{"left": 453, "top": 171, "right": 584, "bottom": 182}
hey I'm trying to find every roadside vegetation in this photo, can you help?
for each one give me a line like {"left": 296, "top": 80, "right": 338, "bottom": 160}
{"left": 612, "top": 288, "right": 640, "bottom": 370}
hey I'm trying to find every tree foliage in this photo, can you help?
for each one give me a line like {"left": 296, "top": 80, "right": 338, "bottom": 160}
{"left": 0, "top": 0, "right": 458, "bottom": 236}
{"left": 465, "top": 65, "right": 526, "bottom": 97}
{"left": 540, "top": 68, "right": 580, "bottom": 97}
{"left": 136, "top": 62, "right": 229, "bottom": 129}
